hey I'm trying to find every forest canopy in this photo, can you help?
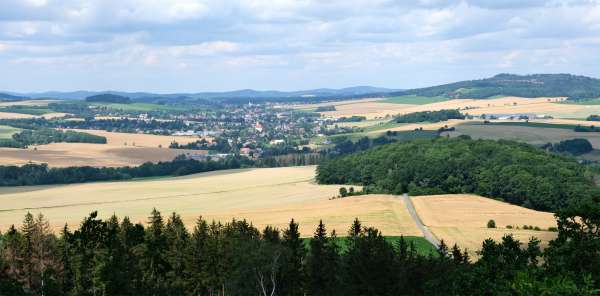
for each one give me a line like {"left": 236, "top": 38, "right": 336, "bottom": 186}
{"left": 316, "top": 137, "right": 600, "bottom": 212}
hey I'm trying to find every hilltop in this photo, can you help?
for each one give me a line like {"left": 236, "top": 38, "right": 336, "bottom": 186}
{"left": 391, "top": 73, "right": 600, "bottom": 100}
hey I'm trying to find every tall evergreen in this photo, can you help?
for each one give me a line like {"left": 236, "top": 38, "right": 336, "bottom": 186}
{"left": 280, "top": 219, "right": 305, "bottom": 296}
{"left": 141, "top": 208, "right": 169, "bottom": 296}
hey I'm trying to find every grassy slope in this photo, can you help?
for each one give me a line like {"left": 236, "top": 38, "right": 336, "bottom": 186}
{"left": 0, "top": 125, "right": 21, "bottom": 139}
{"left": 383, "top": 95, "right": 450, "bottom": 105}
{"left": 302, "top": 236, "right": 437, "bottom": 256}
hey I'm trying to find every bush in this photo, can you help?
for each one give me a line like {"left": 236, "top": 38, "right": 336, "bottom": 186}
{"left": 533, "top": 226, "right": 541, "bottom": 231}
{"left": 548, "top": 227, "right": 558, "bottom": 232}
{"left": 339, "top": 187, "right": 348, "bottom": 197}
{"left": 487, "top": 219, "right": 496, "bottom": 228}
{"left": 506, "top": 225, "right": 513, "bottom": 229}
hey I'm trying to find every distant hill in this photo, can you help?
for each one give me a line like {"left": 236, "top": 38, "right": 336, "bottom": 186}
{"left": 85, "top": 94, "right": 131, "bottom": 104}
{"left": 391, "top": 74, "right": 600, "bottom": 100}
{"left": 0, "top": 92, "right": 29, "bottom": 102}
{"left": 8, "top": 86, "right": 398, "bottom": 102}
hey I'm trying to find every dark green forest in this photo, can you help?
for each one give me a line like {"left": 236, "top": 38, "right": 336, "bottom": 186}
{"left": 317, "top": 137, "right": 600, "bottom": 211}
{"left": 1, "top": 202, "right": 599, "bottom": 296}
{"left": 395, "top": 109, "right": 465, "bottom": 123}
{"left": 390, "top": 73, "right": 600, "bottom": 100}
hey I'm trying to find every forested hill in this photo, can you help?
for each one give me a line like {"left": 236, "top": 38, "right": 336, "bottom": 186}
{"left": 316, "top": 137, "right": 600, "bottom": 212}
{"left": 0, "top": 92, "right": 28, "bottom": 102}
{"left": 391, "top": 73, "right": 600, "bottom": 100}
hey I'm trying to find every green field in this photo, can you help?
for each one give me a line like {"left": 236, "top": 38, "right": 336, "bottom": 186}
{"left": 92, "top": 102, "right": 187, "bottom": 112}
{"left": 303, "top": 236, "right": 437, "bottom": 256}
{"left": 383, "top": 95, "right": 450, "bottom": 105}
{"left": 0, "top": 125, "right": 21, "bottom": 139}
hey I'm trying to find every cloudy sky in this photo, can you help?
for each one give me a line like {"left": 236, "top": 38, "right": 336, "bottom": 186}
{"left": 1, "top": 0, "right": 599, "bottom": 92}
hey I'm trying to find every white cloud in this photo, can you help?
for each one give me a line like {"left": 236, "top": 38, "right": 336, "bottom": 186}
{"left": 0, "top": 0, "right": 600, "bottom": 91}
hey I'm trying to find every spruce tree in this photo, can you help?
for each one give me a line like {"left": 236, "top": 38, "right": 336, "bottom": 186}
{"left": 281, "top": 219, "right": 305, "bottom": 296}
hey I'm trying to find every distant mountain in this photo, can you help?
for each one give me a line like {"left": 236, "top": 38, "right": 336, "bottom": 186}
{"left": 0, "top": 92, "right": 29, "bottom": 102}
{"left": 86, "top": 94, "right": 131, "bottom": 104}
{"left": 6, "top": 86, "right": 398, "bottom": 102}
{"left": 391, "top": 73, "right": 600, "bottom": 100}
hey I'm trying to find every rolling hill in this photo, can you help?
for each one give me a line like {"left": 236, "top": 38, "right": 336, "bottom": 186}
{"left": 391, "top": 73, "right": 600, "bottom": 100}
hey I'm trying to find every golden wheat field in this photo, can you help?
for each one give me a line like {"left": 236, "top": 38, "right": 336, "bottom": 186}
{"left": 0, "top": 129, "right": 203, "bottom": 167}
{"left": 0, "top": 166, "right": 422, "bottom": 237}
{"left": 411, "top": 194, "right": 557, "bottom": 254}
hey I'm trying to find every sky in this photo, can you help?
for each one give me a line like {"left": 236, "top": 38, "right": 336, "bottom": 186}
{"left": 1, "top": 0, "right": 600, "bottom": 93}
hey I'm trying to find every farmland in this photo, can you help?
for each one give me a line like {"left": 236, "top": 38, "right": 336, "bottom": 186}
{"left": 0, "top": 166, "right": 422, "bottom": 238}
{"left": 0, "top": 165, "right": 564, "bottom": 257}
{"left": 411, "top": 194, "right": 558, "bottom": 255}
{"left": 445, "top": 122, "right": 600, "bottom": 149}
{"left": 382, "top": 95, "right": 450, "bottom": 105}
{"left": 0, "top": 129, "right": 202, "bottom": 167}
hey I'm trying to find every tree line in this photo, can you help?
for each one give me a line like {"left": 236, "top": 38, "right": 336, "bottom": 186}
{"left": 1, "top": 202, "right": 599, "bottom": 295}
{"left": 0, "top": 129, "right": 106, "bottom": 148}
{"left": 0, "top": 118, "right": 188, "bottom": 135}
{"left": 0, "top": 155, "right": 253, "bottom": 186}
{"left": 394, "top": 109, "right": 465, "bottom": 123}
{"left": 317, "top": 136, "right": 600, "bottom": 212}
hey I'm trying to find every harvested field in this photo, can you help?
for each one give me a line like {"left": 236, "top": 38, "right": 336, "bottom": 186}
{"left": 319, "top": 101, "right": 414, "bottom": 119}
{"left": 0, "top": 129, "right": 203, "bottom": 167}
{"left": 0, "top": 111, "right": 67, "bottom": 119}
{"left": 0, "top": 166, "right": 422, "bottom": 237}
{"left": 0, "top": 100, "right": 58, "bottom": 107}
{"left": 411, "top": 194, "right": 557, "bottom": 255}
{"left": 0, "top": 111, "right": 35, "bottom": 119}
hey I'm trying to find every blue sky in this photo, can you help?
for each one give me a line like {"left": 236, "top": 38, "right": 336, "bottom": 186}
{"left": 1, "top": 0, "right": 599, "bottom": 92}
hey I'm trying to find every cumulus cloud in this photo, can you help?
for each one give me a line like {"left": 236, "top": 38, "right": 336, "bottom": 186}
{"left": 0, "top": 0, "right": 599, "bottom": 91}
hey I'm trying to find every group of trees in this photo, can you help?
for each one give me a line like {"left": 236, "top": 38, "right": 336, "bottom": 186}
{"left": 586, "top": 114, "right": 600, "bottom": 121}
{"left": 0, "top": 155, "right": 253, "bottom": 186}
{"left": 1, "top": 203, "right": 599, "bottom": 295}
{"left": 0, "top": 129, "right": 106, "bottom": 148}
{"left": 541, "top": 138, "right": 593, "bottom": 155}
{"left": 317, "top": 137, "right": 600, "bottom": 211}
{"left": 394, "top": 109, "right": 465, "bottom": 124}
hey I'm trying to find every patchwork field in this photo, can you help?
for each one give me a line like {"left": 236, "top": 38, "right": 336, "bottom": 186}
{"left": 0, "top": 166, "right": 422, "bottom": 237}
{"left": 446, "top": 123, "right": 600, "bottom": 149}
{"left": 411, "top": 194, "right": 557, "bottom": 254}
{"left": 0, "top": 129, "right": 203, "bottom": 167}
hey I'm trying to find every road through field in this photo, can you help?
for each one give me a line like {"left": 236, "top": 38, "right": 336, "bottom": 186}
{"left": 402, "top": 194, "right": 440, "bottom": 248}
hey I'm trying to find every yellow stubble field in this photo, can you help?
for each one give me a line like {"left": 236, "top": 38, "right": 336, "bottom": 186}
{"left": 0, "top": 129, "right": 203, "bottom": 167}
{"left": 411, "top": 194, "right": 558, "bottom": 254}
{"left": 0, "top": 166, "right": 422, "bottom": 237}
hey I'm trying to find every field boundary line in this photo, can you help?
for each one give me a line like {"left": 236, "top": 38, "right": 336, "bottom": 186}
{"left": 402, "top": 193, "right": 440, "bottom": 248}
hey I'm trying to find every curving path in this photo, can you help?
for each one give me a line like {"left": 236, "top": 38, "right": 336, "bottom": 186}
{"left": 402, "top": 193, "right": 440, "bottom": 248}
